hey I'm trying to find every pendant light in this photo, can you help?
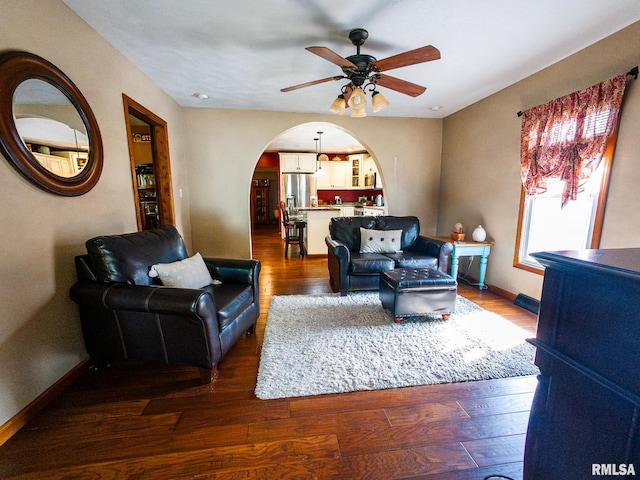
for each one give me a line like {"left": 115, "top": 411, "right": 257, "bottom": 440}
{"left": 313, "top": 134, "right": 325, "bottom": 177}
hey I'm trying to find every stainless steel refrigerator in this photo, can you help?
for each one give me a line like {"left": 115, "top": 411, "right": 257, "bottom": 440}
{"left": 282, "top": 173, "right": 316, "bottom": 210}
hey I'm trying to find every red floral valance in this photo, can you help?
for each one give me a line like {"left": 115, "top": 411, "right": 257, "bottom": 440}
{"left": 520, "top": 74, "right": 628, "bottom": 206}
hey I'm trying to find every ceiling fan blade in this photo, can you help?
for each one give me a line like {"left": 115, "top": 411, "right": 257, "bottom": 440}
{"left": 281, "top": 76, "right": 345, "bottom": 92}
{"left": 371, "top": 45, "right": 440, "bottom": 72}
{"left": 306, "top": 46, "right": 357, "bottom": 68}
{"left": 376, "top": 74, "right": 426, "bottom": 97}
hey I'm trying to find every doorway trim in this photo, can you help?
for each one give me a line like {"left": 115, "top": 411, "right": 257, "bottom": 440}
{"left": 122, "top": 94, "right": 175, "bottom": 230}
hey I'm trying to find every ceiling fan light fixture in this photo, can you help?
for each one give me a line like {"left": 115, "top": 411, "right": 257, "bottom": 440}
{"left": 329, "top": 95, "right": 346, "bottom": 115}
{"left": 371, "top": 91, "right": 390, "bottom": 113}
{"left": 350, "top": 106, "right": 367, "bottom": 118}
{"left": 347, "top": 87, "right": 366, "bottom": 109}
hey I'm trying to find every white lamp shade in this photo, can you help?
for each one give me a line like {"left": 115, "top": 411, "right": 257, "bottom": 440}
{"left": 347, "top": 88, "right": 366, "bottom": 109}
{"left": 350, "top": 107, "right": 367, "bottom": 118}
{"left": 371, "top": 91, "right": 390, "bottom": 113}
{"left": 329, "top": 96, "right": 345, "bottom": 115}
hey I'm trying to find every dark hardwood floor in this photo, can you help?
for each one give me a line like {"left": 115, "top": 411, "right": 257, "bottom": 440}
{"left": 0, "top": 224, "right": 538, "bottom": 479}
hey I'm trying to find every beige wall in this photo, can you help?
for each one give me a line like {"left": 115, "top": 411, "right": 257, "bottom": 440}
{"left": 440, "top": 21, "right": 640, "bottom": 299}
{"left": 183, "top": 110, "right": 443, "bottom": 258}
{"left": 0, "top": 1, "right": 190, "bottom": 427}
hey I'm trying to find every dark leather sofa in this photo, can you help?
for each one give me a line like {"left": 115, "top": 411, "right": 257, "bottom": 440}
{"left": 69, "top": 226, "right": 260, "bottom": 384}
{"left": 325, "top": 216, "right": 452, "bottom": 295}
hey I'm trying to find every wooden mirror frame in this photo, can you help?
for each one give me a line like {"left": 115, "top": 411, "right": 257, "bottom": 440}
{"left": 0, "top": 51, "right": 103, "bottom": 196}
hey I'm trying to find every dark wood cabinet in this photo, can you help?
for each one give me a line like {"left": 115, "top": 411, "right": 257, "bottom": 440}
{"left": 251, "top": 186, "right": 269, "bottom": 225}
{"left": 524, "top": 249, "right": 640, "bottom": 479}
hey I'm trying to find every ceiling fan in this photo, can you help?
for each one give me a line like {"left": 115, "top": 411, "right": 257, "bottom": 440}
{"left": 281, "top": 28, "right": 441, "bottom": 117}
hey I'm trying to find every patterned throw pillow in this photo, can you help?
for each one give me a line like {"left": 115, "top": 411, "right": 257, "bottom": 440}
{"left": 148, "top": 252, "right": 220, "bottom": 288}
{"left": 359, "top": 227, "right": 403, "bottom": 254}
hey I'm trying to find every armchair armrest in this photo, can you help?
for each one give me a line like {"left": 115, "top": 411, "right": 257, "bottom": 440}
{"left": 203, "top": 257, "right": 260, "bottom": 286}
{"left": 325, "top": 235, "right": 351, "bottom": 294}
{"left": 412, "top": 236, "right": 453, "bottom": 274}
{"left": 70, "top": 281, "right": 218, "bottom": 319}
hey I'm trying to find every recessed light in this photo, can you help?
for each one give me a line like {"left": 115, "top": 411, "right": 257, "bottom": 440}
{"left": 428, "top": 105, "right": 444, "bottom": 111}
{"left": 192, "top": 92, "right": 209, "bottom": 100}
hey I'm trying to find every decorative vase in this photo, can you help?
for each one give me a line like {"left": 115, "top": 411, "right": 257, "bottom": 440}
{"left": 472, "top": 225, "right": 487, "bottom": 242}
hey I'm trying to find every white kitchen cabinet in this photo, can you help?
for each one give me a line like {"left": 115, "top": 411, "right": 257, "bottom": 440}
{"left": 363, "top": 156, "right": 378, "bottom": 188}
{"left": 279, "top": 153, "right": 316, "bottom": 173}
{"left": 33, "top": 151, "right": 87, "bottom": 177}
{"left": 316, "top": 161, "right": 349, "bottom": 189}
{"left": 348, "top": 154, "right": 367, "bottom": 188}
{"left": 340, "top": 206, "right": 355, "bottom": 216}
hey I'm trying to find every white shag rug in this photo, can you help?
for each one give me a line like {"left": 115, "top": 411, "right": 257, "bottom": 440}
{"left": 255, "top": 292, "right": 538, "bottom": 400}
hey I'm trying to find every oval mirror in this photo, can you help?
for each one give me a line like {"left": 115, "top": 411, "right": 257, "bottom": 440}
{"left": 0, "top": 51, "right": 103, "bottom": 195}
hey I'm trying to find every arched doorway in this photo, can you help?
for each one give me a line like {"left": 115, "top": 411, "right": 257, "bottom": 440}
{"left": 250, "top": 122, "right": 384, "bottom": 256}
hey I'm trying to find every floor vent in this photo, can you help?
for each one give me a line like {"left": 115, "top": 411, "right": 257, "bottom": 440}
{"left": 513, "top": 293, "right": 540, "bottom": 315}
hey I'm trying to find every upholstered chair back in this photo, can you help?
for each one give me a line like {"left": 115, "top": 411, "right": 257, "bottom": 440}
{"left": 328, "top": 216, "right": 421, "bottom": 251}
{"left": 85, "top": 225, "right": 188, "bottom": 286}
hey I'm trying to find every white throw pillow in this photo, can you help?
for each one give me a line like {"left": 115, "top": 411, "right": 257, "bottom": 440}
{"left": 148, "top": 252, "right": 220, "bottom": 288}
{"left": 359, "top": 228, "right": 403, "bottom": 254}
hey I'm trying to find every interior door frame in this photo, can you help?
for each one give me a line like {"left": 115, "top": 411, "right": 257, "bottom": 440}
{"left": 122, "top": 94, "right": 175, "bottom": 230}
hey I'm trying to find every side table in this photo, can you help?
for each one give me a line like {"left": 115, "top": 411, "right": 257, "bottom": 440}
{"left": 434, "top": 237, "right": 494, "bottom": 289}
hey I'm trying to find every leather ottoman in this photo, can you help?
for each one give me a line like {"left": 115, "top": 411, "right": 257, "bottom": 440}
{"left": 379, "top": 268, "right": 457, "bottom": 322}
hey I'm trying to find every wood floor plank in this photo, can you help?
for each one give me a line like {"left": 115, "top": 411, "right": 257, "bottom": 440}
{"left": 384, "top": 401, "right": 471, "bottom": 427}
{"left": 0, "top": 224, "right": 539, "bottom": 478}
{"left": 406, "top": 461, "right": 523, "bottom": 479}
{"left": 289, "top": 375, "right": 537, "bottom": 418}
{"left": 462, "top": 433, "right": 527, "bottom": 467}
{"left": 142, "top": 392, "right": 291, "bottom": 428}
{"left": 247, "top": 409, "right": 391, "bottom": 444}
{"left": 337, "top": 411, "right": 530, "bottom": 457}
{"left": 336, "top": 443, "right": 478, "bottom": 479}
{"left": 458, "top": 392, "right": 535, "bottom": 417}
{"left": 23, "top": 398, "right": 150, "bottom": 428}
{"left": 4, "top": 435, "right": 341, "bottom": 480}
{"left": 0, "top": 421, "right": 250, "bottom": 477}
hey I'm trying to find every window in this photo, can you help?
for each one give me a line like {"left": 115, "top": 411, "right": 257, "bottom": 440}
{"left": 514, "top": 139, "right": 614, "bottom": 273}
{"left": 514, "top": 73, "right": 628, "bottom": 273}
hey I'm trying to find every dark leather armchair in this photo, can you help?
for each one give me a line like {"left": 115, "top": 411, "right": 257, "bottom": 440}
{"left": 70, "top": 226, "right": 260, "bottom": 384}
{"left": 326, "top": 216, "right": 452, "bottom": 295}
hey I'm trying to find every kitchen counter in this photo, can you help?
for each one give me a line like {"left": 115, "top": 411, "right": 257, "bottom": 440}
{"left": 297, "top": 206, "right": 341, "bottom": 211}
{"left": 303, "top": 208, "right": 342, "bottom": 254}
{"left": 295, "top": 204, "right": 385, "bottom": 254}
{"left": 355, "top": 205, "right": 385, "bottom": 216}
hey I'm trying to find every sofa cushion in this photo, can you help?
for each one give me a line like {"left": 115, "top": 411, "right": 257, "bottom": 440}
{"left": 149, "top": 252, "right": 220, "bottom": 289}
{"left": 329, "top": 215, "right": 422, "bottom": 252}
{"left": 349, "top": 252, "right": 396, "bottom": 275}
{"left": 359, "top": 228, "right": 403, "bottom": 254}
{"left": 329, "top": 217, "right": 377, "bottom": 250}
{"left": 384, "top": 252, "right": 439, "bottom": 269}
{"left": 374, "top": 216, "right": 421, "bottom": 250}
{"left": 203, "top": 283, "right": 254, "bottom": 330}
{"left": 86, "top": 226, "right": 188, "bottom": 286}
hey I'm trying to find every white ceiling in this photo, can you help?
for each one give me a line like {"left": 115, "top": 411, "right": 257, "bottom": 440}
{"left": 63, "top": 0, "right": 640, "bottom": 152}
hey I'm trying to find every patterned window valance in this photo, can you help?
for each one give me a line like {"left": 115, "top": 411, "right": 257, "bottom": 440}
{"left": 520, "top": 74, "right": 628, "bottom": 206}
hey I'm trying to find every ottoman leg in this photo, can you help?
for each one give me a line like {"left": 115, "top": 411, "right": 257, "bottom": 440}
{"left": 394, "top": 316, "right": 403, "bottom": 323}
{"left": 442, "top": 313, "right": 451, "bottom": 320}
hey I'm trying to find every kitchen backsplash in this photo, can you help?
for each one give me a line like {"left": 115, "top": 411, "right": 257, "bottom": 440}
{"left": 317, "top": 189, "right": 381, "bottom": 204}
